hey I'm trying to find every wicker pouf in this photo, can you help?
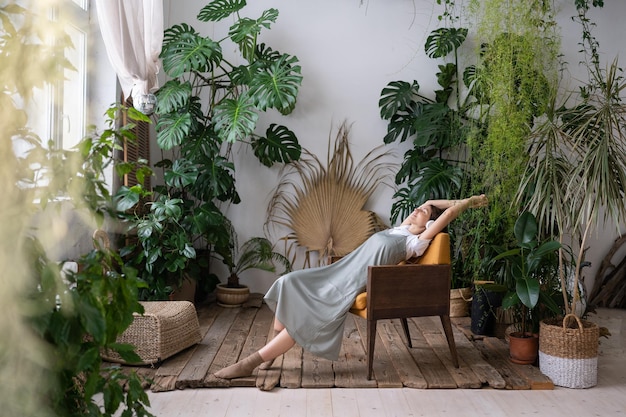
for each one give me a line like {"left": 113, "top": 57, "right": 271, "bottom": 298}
{"left": 102, "top": 301, "right": 202, "bottom": 365}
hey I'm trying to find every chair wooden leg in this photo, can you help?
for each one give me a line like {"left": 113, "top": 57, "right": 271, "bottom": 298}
{"left": 367, "top": 318, "right": 377, "bottom": 380}
{"left": 440, "top": 315, "right": 459, "bottom": 368}
{"left": 400, "top": 318, "right": 413, "bottom": 348}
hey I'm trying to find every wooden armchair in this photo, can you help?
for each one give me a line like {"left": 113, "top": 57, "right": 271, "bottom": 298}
{"left": 347, "top": 233, "right": 459, "bottom": 380}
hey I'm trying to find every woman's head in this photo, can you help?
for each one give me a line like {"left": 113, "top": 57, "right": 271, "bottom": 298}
{"left": 429, "top": 205, "right": 444, "bottom": 221}
{"left": 407, "top": 204, "right": 445, "bottom": 235}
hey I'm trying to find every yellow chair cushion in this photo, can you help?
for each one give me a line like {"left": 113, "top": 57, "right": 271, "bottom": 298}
{"left": 349, "top": 233, "right": 450, "bottom": 318}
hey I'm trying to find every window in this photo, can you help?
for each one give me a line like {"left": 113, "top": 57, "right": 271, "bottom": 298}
{"left": 29, "top": 0, "right": 89, "bottom": 150}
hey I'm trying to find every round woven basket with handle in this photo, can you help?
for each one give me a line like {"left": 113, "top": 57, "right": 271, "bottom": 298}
{"left": 539, "top": 313, "right": 599, "bottom": 388}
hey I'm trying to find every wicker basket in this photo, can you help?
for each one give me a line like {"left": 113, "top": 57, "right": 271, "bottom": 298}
{"left": 102, "top": 301, "right": 202, "bottom": 365}
{"left": 539, "top": 313, "right": 599, "bottom": 388}
{"left": 449, "top": 287, "right": 472, "bottom": 317}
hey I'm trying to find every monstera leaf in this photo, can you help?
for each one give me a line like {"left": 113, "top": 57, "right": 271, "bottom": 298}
{"left": 379, "top": 80, "right": 421, "bottom": 120}
{"left": 249, "top": 54, "right": 302, "bottom": 113}
{"left": 229, "top": 9, "right": 279, "bottom": 61}
{"left": 197, "top": 0, "right": 246, "bottom": 22}
{"left": 161, "top": 24, "right": 222, "bottom": 77}
{"left": 424, "top": 27, "right": 468, "bottom": 59}
{"left": 155, "top": 79, "right": 191, "bottom": 115}
{"left": 252, "top": 124, "right": 302, "bottom": 167}
{"left": 213, "top": 95, "right": 259, "bottom": 143}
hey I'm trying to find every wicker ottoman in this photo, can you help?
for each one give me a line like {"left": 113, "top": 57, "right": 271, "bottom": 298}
{"left": 102, "top": 301, "right": 202, "bottom": 365}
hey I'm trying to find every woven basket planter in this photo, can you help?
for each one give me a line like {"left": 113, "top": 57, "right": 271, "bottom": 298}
{"left": 216, "top": 283, "right": 250, "bottom": 307}
{"left": 449, "top": 287, "right": 472, "bottom": 317}
{"left": 539, "top": 314, "right": 599, "bottom": 388}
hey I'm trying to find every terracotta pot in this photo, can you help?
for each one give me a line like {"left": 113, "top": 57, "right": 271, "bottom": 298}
{"left": 509, "top": 331, "right": 539, "bottom": 365}
{"left": 215, "top": 283, "right": 250, "bottom": 307}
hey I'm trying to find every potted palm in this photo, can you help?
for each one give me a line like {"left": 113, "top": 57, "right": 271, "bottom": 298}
{"left": 515, "top": 2, "right": 625, "bottom": 387}
{"left": 491, "top": 212, "right": 562, "bottom": 364}
{"left": 214, "top": 220, "right": 291, "bottom": 307}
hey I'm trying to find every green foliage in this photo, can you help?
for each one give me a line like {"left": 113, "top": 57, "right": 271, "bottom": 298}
{"left": 122, "top": 0, "right": 303, "bottom": 300}
{"left": 215, "top": 219, "right": 292, "bottom": 288}
{"left": 30, "top": 241, "right": 152, "bottom": 417}
{"left": 379, "top": 0, "right": 564, "bottom": 289}
{"left": 378, "top": 6, "right": 478, "bottom": 287}
{"left": 493, "top": 212, "right": 562, "bottom": 333}
{"left": 517, "top": 2, "right": 626, "bottom": 315}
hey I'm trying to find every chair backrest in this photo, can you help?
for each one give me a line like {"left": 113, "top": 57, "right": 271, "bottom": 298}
{"left": 415, "top": 232, "right": 451, "bottom": 265}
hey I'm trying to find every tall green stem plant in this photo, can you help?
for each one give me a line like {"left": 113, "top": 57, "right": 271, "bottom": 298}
{"left": 464, "top": 0, "right": 561, "bottom": 284}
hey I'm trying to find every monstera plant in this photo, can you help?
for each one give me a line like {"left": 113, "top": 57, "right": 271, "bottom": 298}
{"left": 121, "top": 0, "right": 303, "bottom": 300}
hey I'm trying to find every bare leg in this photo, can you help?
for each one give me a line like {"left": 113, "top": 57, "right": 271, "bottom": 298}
{"left": 259, "top": 318, "right": 286, "bottom": 369}
{"left": 214, "top": 329, "right": 295, "bottom": 379}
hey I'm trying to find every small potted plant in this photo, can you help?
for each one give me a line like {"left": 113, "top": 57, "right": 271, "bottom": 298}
{"left": 492, "top": 212, "right": 562, "bottom": 364}
{"left": 214, "top": 220, "right": 291, "bottom": 307}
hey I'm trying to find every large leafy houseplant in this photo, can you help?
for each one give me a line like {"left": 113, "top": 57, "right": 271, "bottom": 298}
{"left": 121, "top": 0, "right": 303, "bottom": 300}
{"left": 493, "top": 212, "right": 562, "bottom": 334}
{"left": 378, "top": 0, "right": 561, "bottom": 288}
{"left": 378, "top": 3, "right": 478, "bottom": 288}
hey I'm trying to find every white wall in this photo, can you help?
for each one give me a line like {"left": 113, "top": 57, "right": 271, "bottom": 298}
{"left": 161, "top": 0, "right": 626, "bottom": 295}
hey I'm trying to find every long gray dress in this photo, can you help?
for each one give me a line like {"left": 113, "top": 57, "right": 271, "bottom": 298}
{"left": 264, "top": 229, "right": 421, "bottom": 361}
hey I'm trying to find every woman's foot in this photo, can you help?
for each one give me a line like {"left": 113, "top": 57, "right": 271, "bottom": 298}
{"left": 214, "top": 352, "right": 264, "bottom": 379}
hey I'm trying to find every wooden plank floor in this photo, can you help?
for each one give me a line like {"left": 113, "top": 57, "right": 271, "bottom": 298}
{"left": 110, "top": 294, "right": 554, "bottom": 392}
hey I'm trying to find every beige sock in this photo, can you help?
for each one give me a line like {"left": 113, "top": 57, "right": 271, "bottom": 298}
{"left": 214, "top": 352, "right": 264, "bottom": 379}
{"left": 259, "top": 330, "right": 279, "bottom": 370}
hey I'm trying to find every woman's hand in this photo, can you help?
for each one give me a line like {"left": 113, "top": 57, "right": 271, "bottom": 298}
{"left": 469, "top": 194, "right": 488, "bottom": 209}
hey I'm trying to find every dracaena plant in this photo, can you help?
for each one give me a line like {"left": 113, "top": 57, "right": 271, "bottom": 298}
{"left": 120, "top": 0, "right": 304, "bottom": 300}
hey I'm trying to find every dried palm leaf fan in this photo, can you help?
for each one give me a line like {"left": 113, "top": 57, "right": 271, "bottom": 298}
{"left": 265, "top": 121, "right": 395, "bottom": 267}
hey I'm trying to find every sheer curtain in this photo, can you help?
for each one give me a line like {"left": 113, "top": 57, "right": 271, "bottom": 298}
{"left": 94, "top": 0, "right": 163, "bottom": 114}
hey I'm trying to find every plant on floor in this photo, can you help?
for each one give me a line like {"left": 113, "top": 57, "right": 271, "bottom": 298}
{"left": 119, "top": 0, "right": 303, "bottom": 300}
{"left": 515, "top": 0, "right": 626, "bottom": 319}
{"left": 492, "top": 212, "right": 562, "bottom": 334}
{"left": 213, "top": 218, "right": 292, "bottom": 306}
{"left": 30, "top": 237, "right": 152, "bottom": 417}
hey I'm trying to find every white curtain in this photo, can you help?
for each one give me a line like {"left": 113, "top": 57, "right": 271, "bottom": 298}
{"left": 95, "top": 0, "right": 163, "bottom": 111}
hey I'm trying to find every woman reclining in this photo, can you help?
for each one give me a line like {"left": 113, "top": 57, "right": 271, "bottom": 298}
{"left": 214, "top": 194, "right": 488, "bottom": 379}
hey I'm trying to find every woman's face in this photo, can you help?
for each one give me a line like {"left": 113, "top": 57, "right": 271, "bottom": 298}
{"left": 407, "top": 205, "right": 432, "bottom": 235}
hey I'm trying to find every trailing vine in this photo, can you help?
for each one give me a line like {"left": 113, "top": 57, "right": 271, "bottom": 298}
{"left": 464, "top": 0, "right": 562, "bottom": 270}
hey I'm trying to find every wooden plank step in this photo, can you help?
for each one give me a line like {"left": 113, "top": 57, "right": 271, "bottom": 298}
{"left": 447, "top": 320, "right": 506, "bottom": 389}
{"left": 378, "top": 320, "right": 427, "bottom": 388}
{"left": 405, "top": 318, "right": 457, "bottom": 388}
{"left": 280, "top": 343, "right": 304, "bottom": 388}
{"left": 353, "top": 316, "right": 403, "bottom": 388}
{"left": 473, "top": 338, "right": 530, "bottom": 390}
{"left": 176, "top": 305, "right": 239, "bottom": 389}
{"left": 482, "top": 336, "right": 554, "bottom": 390}
{"left": 301, "top": 350, "right": 334, "bottom": 388}
{"left": 412, "top": 316, "right": 482, "bottom": 389}
{"left": 232, "top": 304, "right": 274, "bottom": 387}
{"left": 333, "top": 315, "right": 377, "bottom": 388}
{"left": 205, "top": 306, "right": 259, "bottom": 388}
